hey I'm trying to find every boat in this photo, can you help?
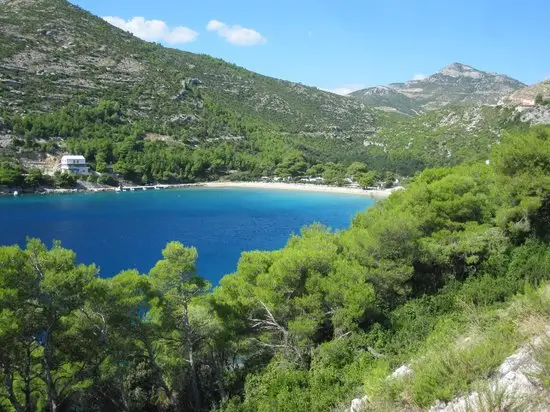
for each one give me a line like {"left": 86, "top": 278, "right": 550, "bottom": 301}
{"left": 13, "top": 191, "right": 19, "bottom": 196}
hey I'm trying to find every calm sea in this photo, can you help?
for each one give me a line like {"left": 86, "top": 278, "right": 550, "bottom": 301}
{"left": 0, "top": 188, "right": 375, "bottom": 283}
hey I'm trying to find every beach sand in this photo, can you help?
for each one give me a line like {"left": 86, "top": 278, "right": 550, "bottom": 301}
{"left": 202, "top": 181, "right": 401, "bottom": 198}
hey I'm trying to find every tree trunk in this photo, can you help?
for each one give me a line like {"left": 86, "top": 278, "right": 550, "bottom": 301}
{"left": 43, "top": 330, "right": 58, "bottom": 412}
{"left": 24, "top": 343, "right": 32, "bottom": 412}
{"left": 144, "top": 339, "right": 174, "bottom": 405}
{"left": 211, "top": 348, "right": 226, "bottom": 401}
{"left": 3, "top": 366, "right": 24, "bottom": 412}
{"left": 183, "top": 301, "right": 201, "bottom": 411}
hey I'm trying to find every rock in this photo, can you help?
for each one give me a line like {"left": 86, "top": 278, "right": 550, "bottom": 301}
{"left": 348, "top": 395, "right": 369, "bottom": 412}
{"left": 172, "top": 89, "right": 187, "bottom": 100}
{"left": 517, "top": 106, "right": 550, "bottom": 125}
{"left": 173, "top": 78, "right": 203, "bottom": 100}
{"left": 330, "top": 125, "right": 343, "bottom": 136}
{"left": 168, "top": 114, "right": 199, "bottom": 125}
{"left": 186, "top": 78, "right": 202, "bottom": 87}
{"left": 390, "top": 364, "right": 413, "bottom": 379}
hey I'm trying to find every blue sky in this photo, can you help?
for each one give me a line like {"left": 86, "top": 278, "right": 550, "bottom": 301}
{"left": 71, "top": 0, "right": 550, "bottom": 94}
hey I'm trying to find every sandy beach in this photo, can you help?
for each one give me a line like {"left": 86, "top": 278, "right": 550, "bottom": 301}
{"left": 202, "top": 181, "right": 401, "bottom": 198}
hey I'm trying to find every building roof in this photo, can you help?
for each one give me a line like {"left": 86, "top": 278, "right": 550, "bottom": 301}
{"left": 61, "top": 155, "right": 85, "bottom": 160}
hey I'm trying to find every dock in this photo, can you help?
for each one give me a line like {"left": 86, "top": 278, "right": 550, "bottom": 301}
{"left": 115, "top": 184, "right": 202, "bottom": 192}
{"left": 117, "top": 185, "right": 170, "bottom": 192}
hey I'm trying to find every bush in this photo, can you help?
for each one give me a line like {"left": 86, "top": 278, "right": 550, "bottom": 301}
{"left": 53, "top": 171, "right": 76, "bottom": 188}
{"left": 86, "top": 174, "right": 98, "bottom": 183}
{"left": 97, "top": 174, "right": 118, "bottom": 186}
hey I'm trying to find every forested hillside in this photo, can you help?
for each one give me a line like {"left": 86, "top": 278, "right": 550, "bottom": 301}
{"left": 0, "top": 0, "right": 374, "bottom": 138}
{"left": 2, "top": 126, "right": 550, "bottom": 411}
{"left": 0, "top": 0, "right": 387, "bottom": 188}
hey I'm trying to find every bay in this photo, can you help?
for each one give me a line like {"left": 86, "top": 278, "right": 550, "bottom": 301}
{"left": 0, "top": 188, "right": 376, "bottom": 283}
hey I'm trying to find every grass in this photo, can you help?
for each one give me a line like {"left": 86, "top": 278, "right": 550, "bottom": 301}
{"left": 533, "top": 334, "right": 550, "bottom": 389}
{"left": 360, "top": 283, "right": 550, "bottom": 411}
{"left": 464, "top": 384, "right": 530, "bottom": 412}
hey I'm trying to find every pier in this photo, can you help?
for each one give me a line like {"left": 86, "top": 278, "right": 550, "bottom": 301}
{"left": 117, "top": 184, "right": 170, "bottom": 192}
{"left": 114, "top": 184, "right": 202, "bottom": 192}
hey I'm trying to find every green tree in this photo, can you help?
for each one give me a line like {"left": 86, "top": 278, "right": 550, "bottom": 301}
{"left": 358, "top": 170, "right": 378, "bottom": 188}
{"left": 346, "top": 161, "right": 368, "bottom": 179}
{"left": 276, "top": 152, "right": 308, "bottom": 177}
{"left": 0, "top": 163, "right": 22, "bottom": 188}
{"left": 149, "top": 242, "right": 210, "bottom": 411}
{"left": 0, "top": 240, "right": 98, "bottom": 412}
{"left": 23, "top": 169, "right": 45, "bottom": 189}
{"left": 53, "top": 171, "right": 76, "bottom": 189}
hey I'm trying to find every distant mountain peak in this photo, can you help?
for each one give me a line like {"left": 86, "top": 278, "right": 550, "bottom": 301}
{"left": 351, "top": 63, "right": 525, "bottom": 114}
{"left": 438, "top": 63, "right": 483, "bottom": 78}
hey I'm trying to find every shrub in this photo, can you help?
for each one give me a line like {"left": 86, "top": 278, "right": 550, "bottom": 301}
{"left": 97, "top": 174, "right": 118, "bottom": 186}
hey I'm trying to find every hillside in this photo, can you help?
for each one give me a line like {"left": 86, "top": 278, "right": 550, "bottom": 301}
{"left": 504, "top": 79, "right": 550, "bottom": 106}
{"left": 0, "top": 0, "right": 388, "bottom": 188}
{"left": 351, "top": 63, "right": 525, "bottom": 114}
{"left": 366, "top": 105, "right": 521, "bottom": 174}
{"left": 349, "top": 86, "right": 418, "bottom": 115}
{"left": 0, "top": 0, "right": 375, "bottom": 140}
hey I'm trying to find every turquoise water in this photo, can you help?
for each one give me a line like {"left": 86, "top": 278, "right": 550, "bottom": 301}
{"left": 0, "top": 188, "right": 375, "bottom": 283}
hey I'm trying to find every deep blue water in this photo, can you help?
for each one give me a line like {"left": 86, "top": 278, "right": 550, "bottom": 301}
{"left": 0, "top": 188, "right": 375, "bottom": 283}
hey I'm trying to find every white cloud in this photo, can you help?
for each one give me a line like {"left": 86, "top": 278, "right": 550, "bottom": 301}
{"left": 103, "top": 16, "right": 198, "bottom": 45}
{"left": 321, "top": 84, "right": 365, "bottom": 96}
{"left": 412, "top": 73, "right": 427, "bottom": 81}
{"left": 207, "top": 19, "right": 266, "bottom": 46}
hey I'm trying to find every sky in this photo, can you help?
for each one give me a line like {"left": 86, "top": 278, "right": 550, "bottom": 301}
{"left": 71, "top": 0, "right": 550, "bottom": 94}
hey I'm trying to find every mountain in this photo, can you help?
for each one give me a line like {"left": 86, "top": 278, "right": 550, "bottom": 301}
{"left": 503, "top": 79, "right": 550, "bottom": 106}
{"left": 0, "top": 0, "right": 375, "bottom": 141}
{"left": 351, "top": 63, "right": 525, "bottom": 114}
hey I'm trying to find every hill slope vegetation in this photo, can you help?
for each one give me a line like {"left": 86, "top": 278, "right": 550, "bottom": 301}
{"left": 0, "top": 0, "right": 375, "bottom": 139}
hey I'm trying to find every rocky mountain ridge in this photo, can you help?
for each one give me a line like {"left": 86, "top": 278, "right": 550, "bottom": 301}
{"left": 351, "top": 63, "right": 526, "bottom": 114}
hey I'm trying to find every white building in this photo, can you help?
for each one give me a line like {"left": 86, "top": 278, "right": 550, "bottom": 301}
{"left": 60, "top": 155, "right": 89, "bottom": 175}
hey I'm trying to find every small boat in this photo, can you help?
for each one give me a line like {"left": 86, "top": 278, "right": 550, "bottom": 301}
{"left": 142, "top": 187, "right": 147, "bottom": 191}
{"left": 13, "top": 191, "right": 19, "bottom": 196}
{"left": 130, "top": 187, "right": 135, "bottom": 192}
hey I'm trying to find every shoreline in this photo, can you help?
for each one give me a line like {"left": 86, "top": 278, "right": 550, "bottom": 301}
{"left": 2, "top": 181, "right": 401, "bottom": 199}
{"left": 202, "top": 182, "right": 400, "bottom": 198}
